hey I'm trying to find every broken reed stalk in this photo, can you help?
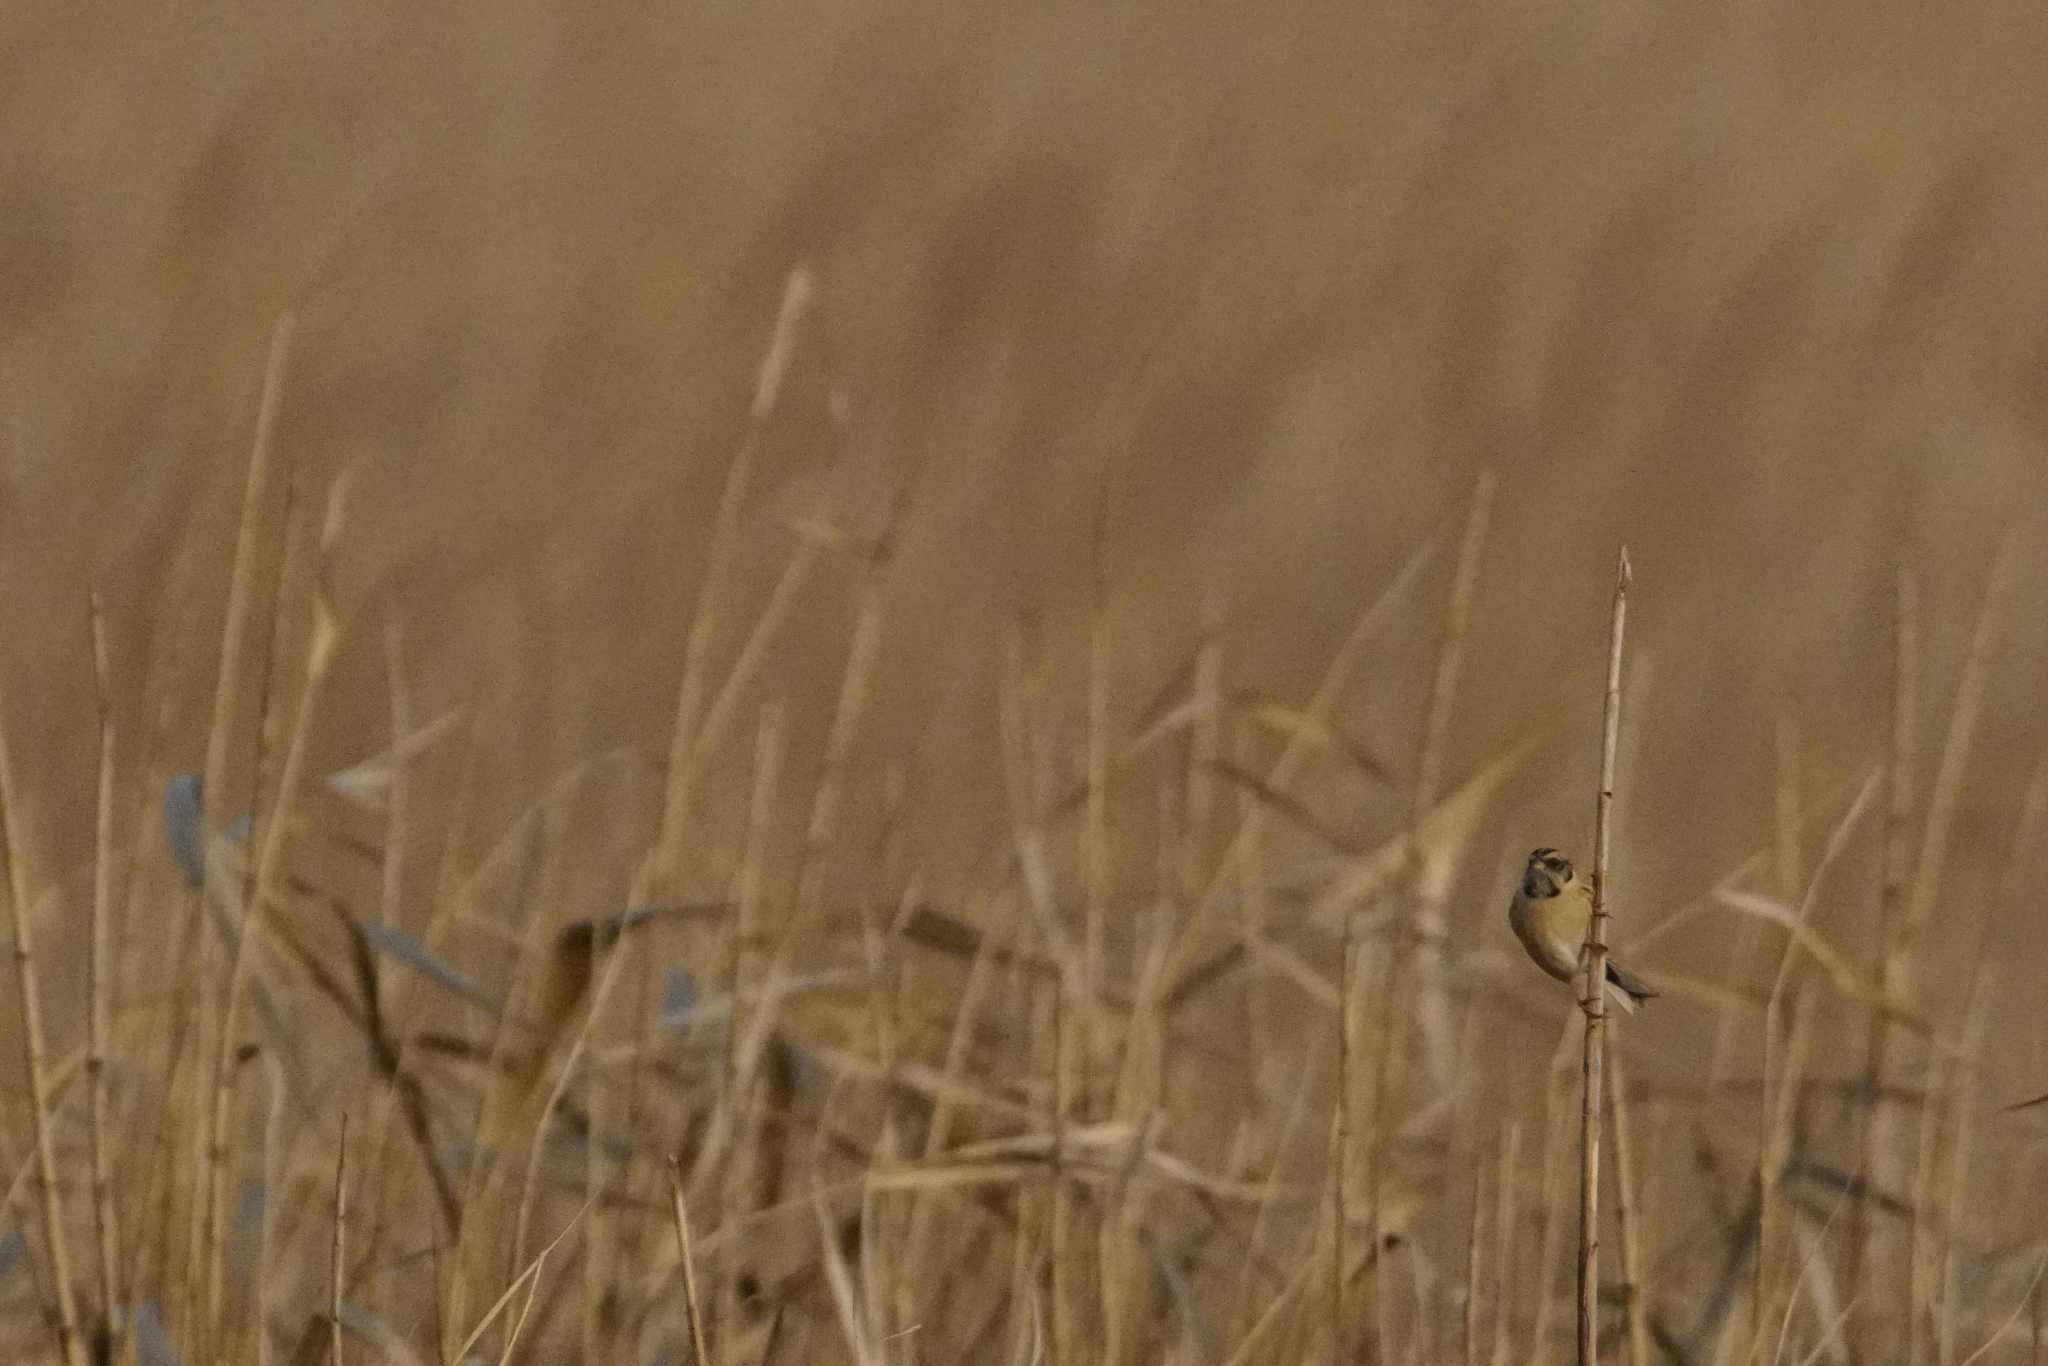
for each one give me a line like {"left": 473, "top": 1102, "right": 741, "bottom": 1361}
{"left": 86, "top": 593, "right": 122, "bottom": 1350}
{"left": 0, "top": 690, "right": 89, "bottom": 1366}
{"left": 1577, "top": 545, "right": 1630, "bottom": 1366}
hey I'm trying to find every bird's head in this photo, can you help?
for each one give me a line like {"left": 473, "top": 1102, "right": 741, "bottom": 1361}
{"left": 1523, "top": 847, "right": 1575, "bottom": 897}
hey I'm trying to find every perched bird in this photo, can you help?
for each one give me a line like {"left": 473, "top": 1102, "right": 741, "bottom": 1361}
{"left": 1508, "top": 847, "right": 1657, "bottom": 1014}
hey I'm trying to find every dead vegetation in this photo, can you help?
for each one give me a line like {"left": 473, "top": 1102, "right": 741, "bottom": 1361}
{"left": 3, "top": 6, "right": 2048, "bottom": 1362}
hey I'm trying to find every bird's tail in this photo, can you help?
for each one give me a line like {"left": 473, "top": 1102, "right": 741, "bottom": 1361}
{"left": 1603, "top": 959, "right": 1658, "bottom": 1014}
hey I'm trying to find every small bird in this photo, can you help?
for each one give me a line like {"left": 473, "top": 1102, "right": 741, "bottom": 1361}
{"left": 1508, "top": 847, "right": 1657, "bottom": 1014}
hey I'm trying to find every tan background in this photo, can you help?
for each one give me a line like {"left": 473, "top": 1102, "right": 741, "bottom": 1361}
{"left": 3, "top": 0, "right": 2048, "bottom": 1343}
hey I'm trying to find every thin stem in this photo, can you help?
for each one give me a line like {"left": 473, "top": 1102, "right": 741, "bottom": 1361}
{"left": 668, "top": 1158, "right": 711, "bottom": 1365}
{"left": 186, "top": 314, "right": 293, "bottom": 1356}
{"left": 1578, "top": 546, "right": 1631, "bottom": 1366}
{"left": 86, "top": 592, "right": 122, "bottom": 1353}
{"left": 1608, "top": 1048, "right": 1653, "bottom": 1366}
{"left": 0, "top": 685, "right": 88, "bottom": 1366}
{"left": 332, "top": 1113, "right": 348, "bottom": 1366}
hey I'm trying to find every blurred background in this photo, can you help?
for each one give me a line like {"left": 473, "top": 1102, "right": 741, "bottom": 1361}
{"left": 3, "top": 0, "right": 2047, "bottom": 1360}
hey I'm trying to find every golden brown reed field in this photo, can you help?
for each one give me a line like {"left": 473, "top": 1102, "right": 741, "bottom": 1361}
{"left": 3, "top": 1, "right": 2048, "bottom": 1362}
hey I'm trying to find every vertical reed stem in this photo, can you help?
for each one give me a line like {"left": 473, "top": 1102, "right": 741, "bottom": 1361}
{"left": 86, "top": 592, "right": 122, "bottom": 1354}
{"left": 1577, "top": 547, "right": 1631, "bottom": 1366}
{"left": 0, "top": 686, "right": 88, "bottom": 1366}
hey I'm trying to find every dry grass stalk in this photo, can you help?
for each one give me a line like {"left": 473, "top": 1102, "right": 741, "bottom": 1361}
{"left": 1084, "top": 486, "right": 1115, "bottom": 1113}
{"left": 1160, "top": 524, "right": 1449, "bottom": 1010}
{"left": 1751, "top": 771, "right": 1881, "bottom": 1347}
{"left": 1359, "top": 467, "right": 1492, "bottom": 1360}
{"left": 649, "top": 265, "right": 814, "bottom": 893}
{"left": 185, "top": 313, "right": 295, "bottom": 1351}
{"left": 1463, "top": 1151, "right": 1487, "bottom": 1366}
{"left": 1329, "top": 877, "right": 1360, "bottom": 1358}
{"left": 668, "top": 1157, "right": 712, "bottom": 1366}
{"left": 1489, "top": 1122, "right": 1521, "bottom": 1366}
{"left": 86, "top": 591, "right": 122, "bottom": 1352}
{"left": 1936, "top": 978, "right": 1992, "bottom": 1366}
{"left": 1531, "top": 1009, "right": 1579, "bottom": 1356}
{"left": 998, "top": 610, "right": 1085, "bottom": 1366}
{"left": 205, "top": 476, "right": 345, "bottom": 1349}
{"left": 252, "top": 1052, "right": 290, "bottom": 1366}
{"left": 1854, "top": 564, "right": 1924, "bottom": 1356}
{"left": 1224, "top": 1013, "right": 1323, "bottom": 1349}
{"left": 1575, "top": 545, "right": 1630, "bottom": 1366}
{"left": 451, "top": 1200, "right": 591, "bottom": 1364}
{"left": 1758, "top": 987, "right": 1816, "bottom": 1354}
{"left": 350, "top": 616, "right": 464, "bottom": 1262}
{"left": 1407, "top": 466, "right": 1495, "bottom": 1088}
{"left": 0, "top": 686, "right": 88, "bottom": 1366}
{"left": 706, "top": 701, "right": 787, "bottom": 1211}
{"left": 332, "top": 1111, "right": 348, "bottom": 1366}
{"left": 1606, "top": 1047, "right": 1653, "bottom": 1366}
{"left": 1861, "top": 538, "right": 2013, "bottom": 1352}
{"left": 443, "top": 808, "right": 558, "bottom": 1349}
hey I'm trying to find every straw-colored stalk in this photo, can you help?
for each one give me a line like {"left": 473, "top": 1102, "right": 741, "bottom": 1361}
{"left": 204, "top": 479, "right": 344, "bottom": 1349}
{"left": 1577, "top": 545, "right": 1630, "bottom": 1366}
{"left": 1330, "top": 895, "right": 1360, "bottom": 1358}
{"left": 1851, "top": 563, "right": 1917, "bottom": 1361}
{"left": 1223, "top": 998, "right": 1322, "bottom": 1351}
{"left": 1936, "top": 981, "right": 1991, "bottom": 1366}
{"left": 1757, "top": 985, "right": 1817, "bottom": 1356}
{"left": 0, "top": 690, "right": 88, "bottom": 1366}
{"left": 353, "top": 614, "right": 464, "bottom": 1267}
{"left": 252, "top": 1052, "right": 290, "bottom": 1366}
{"left": 356, "top": 704, "right": 476, "bottom": 1277}
{"left": 696, "top": 503, "right": 891, "bottom": 1199}
{"left": 1407, "top": 467, "right": 1494, "bottom": 1085}
{"left": 332, "top": 1112, "right": 348, "bottom": 1366}
{"left": 1489, "top": 1123, "right": 1522, "bottom": 1366}
{"left": 1607, "top": 1048, "right": 1653, "bottom": 1366}
{"left": 185, "top": 313, "right": 294, "bottom": 1348}
{"left": 1161, "top": 524, "right": 1449, "bottom": 1013}
{"left": 443, "top": 801, "right": 561, "bottom": 1349}
{"left": 511, "top": 911, "right": 640, "bottom": 1268}
{"left": 1000, "top": 612, "right": 1085, "bottom": 1366}
{"left": 1859, "top": 539, "right": 2011, "bottom": 1353}
{"left": 648, "top": 265, "right": 813, "bottom": 892}
{"left": 86, "top": 592, "right": 122, "bottom": 1350}
{"left": 668, "top": 1158, "right": 711, "bottom": 1365}
{"left": 1750, "top": 775, "right": 1880, "bottom": 1349}
{"left": 1084, "top": 487, "right": 1114, "bottom": 1112}
{"left": 708, "top": 703, "right": 786, "bottom": 1209}
{"left": 1531, "top": 1009, "right": 1579, "bottom": 1356}
{"left": 1464, "top": 1152, "right": 1488, "bottom": 1366}
{"left": 897, "top": 888, "right": 1013, "bottom": 1335}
